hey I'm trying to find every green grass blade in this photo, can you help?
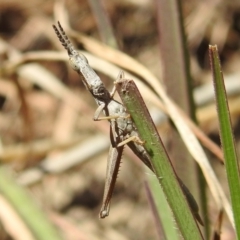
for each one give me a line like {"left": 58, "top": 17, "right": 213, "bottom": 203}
{"left": 148, "top": 174, "right": 179, "bottom": 240}
{"left": 209, "top": 45, "right": 240, "bottom": 238}
{"left": 116, "top": 79, "right": 203, "bottom": 240}
{"left": 0, "top": 167, "right": 63, "bottom": 240}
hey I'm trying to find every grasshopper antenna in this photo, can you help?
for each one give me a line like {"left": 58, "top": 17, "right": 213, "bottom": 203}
{"left": 52, "top": 21, "right": 76, "bottom": 56}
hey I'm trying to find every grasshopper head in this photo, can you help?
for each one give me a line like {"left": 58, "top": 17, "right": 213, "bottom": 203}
{"left": 69, "top": 53, "right": 88, "bottom": 71}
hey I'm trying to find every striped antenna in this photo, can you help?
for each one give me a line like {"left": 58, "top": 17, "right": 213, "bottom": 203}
{"left": 52, "top": 21, "right": 76, "bottom": 55}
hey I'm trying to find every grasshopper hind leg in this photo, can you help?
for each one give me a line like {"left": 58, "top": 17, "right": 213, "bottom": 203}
{"left": 99, "top": 143, "right": 124, "bottom": 219}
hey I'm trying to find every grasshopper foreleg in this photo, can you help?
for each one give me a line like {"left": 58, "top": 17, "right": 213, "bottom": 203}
{"left": 93, "top": 103, "right": 130, "bottom": 121}
{"left": 109, "top": 70, "right": 125, "bottom": 98}
{"left": 93, "top": 104, "right": 106, "bottom": 121}
{"left": 117, "top": 135, "right": 144, "bottom": 147}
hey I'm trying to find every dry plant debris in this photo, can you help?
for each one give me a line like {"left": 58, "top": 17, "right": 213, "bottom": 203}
{"left": 0, "top": 0, "right": 239, "bottom": 239}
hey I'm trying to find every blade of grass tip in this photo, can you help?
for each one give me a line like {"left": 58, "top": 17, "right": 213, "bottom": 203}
{"left": 88, "top": 0, "right": 118, "bottom": 49}
{"left": 116, "top": 79, "right": 203, "bottom": 240}
{"left": 209, "top": 45, "right": 240, "bottom": 235}
{"left": 0, "top": 167, "right": 63, "bottom": 240}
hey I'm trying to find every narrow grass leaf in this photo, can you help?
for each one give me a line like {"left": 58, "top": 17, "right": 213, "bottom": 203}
{"left": 116, "top": 79, "right": 203, "bottom": 240}
{"left": 0, "top": 167, "right": 63, "bottom": 240}
{"left": 88, "top": 0, "right": 118, "bottom": 48}
{"left": 209, "top": 45, "right": 240, "bottom": 237}
{"left": 147, "top": 174, "right": 179, "bottom": 240}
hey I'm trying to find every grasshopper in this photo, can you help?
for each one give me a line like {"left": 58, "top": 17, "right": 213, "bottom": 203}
{"left": 53, "top": 22, "right": 203, "bottom": 225}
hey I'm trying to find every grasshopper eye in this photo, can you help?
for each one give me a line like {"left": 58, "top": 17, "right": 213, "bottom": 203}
{"left": 79, "top": 54, "right": 88, "bottom": 63}
{"left": 69, "top": 57, "right": 79, "bottom": 71}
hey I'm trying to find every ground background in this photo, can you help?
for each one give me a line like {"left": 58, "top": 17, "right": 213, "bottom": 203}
{"left": 0, "top": 0, "right": 240, "bottom": 239}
